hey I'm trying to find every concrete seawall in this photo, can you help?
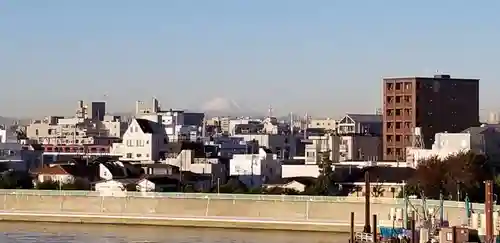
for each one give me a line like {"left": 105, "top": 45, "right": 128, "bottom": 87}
{"left": 0, "top": 191, "right": 473, "bottom": 232}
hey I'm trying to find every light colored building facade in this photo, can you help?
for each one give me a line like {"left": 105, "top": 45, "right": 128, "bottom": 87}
{"left": 112, "top": 118, "right": 168, "bottom": 162}
{"left": 229, "top": 148, "right": 281, "bottom": 188}
{"left": 406, "top": 124, "right": 500, "bottom": 167}
{"left": 26, "top": 101, "right": 126, "bottom": 145}
{"left": 309, "top": 118, "right": 337, "bottom": 131}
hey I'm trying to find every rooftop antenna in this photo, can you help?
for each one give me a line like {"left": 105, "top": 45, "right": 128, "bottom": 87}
{"left": 290, "top": 112, "right": 294, "bottom": 135}
{"left": 407, "top": 127, "right": 425, "bottom": 167}
{"left": 268, "top": 105, "right": 273, "bottom": 118}
{"left": 304, "top": 112, "right": 309, "bottom": 139}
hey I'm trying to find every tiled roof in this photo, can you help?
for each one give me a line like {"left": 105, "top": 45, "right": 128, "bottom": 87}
{"left": 346, "top": 114, "right": 382, "bottom": 123}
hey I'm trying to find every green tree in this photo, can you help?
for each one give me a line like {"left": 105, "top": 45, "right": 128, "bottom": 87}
{"left": 61, "top": 178, "right": 91, "bottom": 190}
{"left": 311, "top": 151, "right": 337, "bottom": 195}
{"left": 35, "top": 180, "right": 60, "bottom": 190}
{"left": 404, "top": 151, "right": 490, "bottom": 202}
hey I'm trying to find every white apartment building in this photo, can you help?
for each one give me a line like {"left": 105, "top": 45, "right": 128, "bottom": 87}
{"left": 112, "top": 118, "right": 169, "bottom": 162}
{"left": 136, "top": 98, "right": 205, "bottom": 141}
{"left": 406, "top": 124, "right": 500, "bottom": 167}
{"left": 229, "top": 148, "right": 281, "bottom": 188}
{"left": 26, "top": 101, "right": 127, "bottom": 145}
{"left": 232, "top": 134, "right": 295, "bottom": 160}
{"left": 0, "top": 126, "right": 6, "bottom": 143}
{"left": 296, "top": 134, "right": 341, "bottom": 164}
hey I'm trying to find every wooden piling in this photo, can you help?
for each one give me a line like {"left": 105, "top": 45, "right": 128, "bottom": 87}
{"left": 452, "top": 226, "right": 457, "bottom": 243}
{"left": 410, "top": 219, "right": 416, "bottom": 243}
{"left": 364, "top": 171, "right": 371, "bottom": 233}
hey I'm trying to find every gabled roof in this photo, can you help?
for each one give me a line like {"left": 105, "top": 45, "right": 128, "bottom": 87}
{"left": 345, "top": 114, "right": 382, "bottom": 123}
{"left": 135, "top": 118, "right": 156, "bottom": 134}
{"left": 348, "top": 166, "right": 415, "bottom": 184}
{"left": 34, "top": 164, "right": 99, "bottom": 180}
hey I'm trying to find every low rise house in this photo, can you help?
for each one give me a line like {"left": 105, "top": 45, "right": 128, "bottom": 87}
{"left": 263, "top": 177, "right": 316, "bottom": 193}
{"left": 34, "top": 164, "right": 98, "bottom": 185}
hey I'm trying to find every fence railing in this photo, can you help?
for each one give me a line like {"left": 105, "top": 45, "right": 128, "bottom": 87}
{"left": 0, "top": 189, "right": 477, "bottom": 209}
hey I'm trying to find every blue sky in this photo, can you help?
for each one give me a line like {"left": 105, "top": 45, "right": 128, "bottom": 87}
{"left": 1, "top": 1, "right": 499, "bottom": 118}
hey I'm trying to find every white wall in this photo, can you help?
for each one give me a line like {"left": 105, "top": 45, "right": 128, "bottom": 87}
{"left": 0, "top": 128, "right": 6, "bottom": 143}
{"left": 406, "top": 133, "right": 471, "bottom": 167}
{"left": 229, "top": 148, "right": 281, "bottom": 187}
{"left": 282, "top": 164, "right": 320, "bottom": 178}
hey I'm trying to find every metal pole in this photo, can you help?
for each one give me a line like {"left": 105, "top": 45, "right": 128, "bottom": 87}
{"left": 372, "top": 214, "right": 377, "bottom": 243}
{"left": 217, "top": 178, "right": 220, "bottom": 194}
{"left": 364, "top": 171, "right": 371, "bottom": 233}
{"left": 403, "top": 180, "right": 408, "bottom": 229}
{"left": 486, "top": 180, "right": 494, "bottom": 243}
{"left": 350, "top": 212, "right": 355, "bottom": 243}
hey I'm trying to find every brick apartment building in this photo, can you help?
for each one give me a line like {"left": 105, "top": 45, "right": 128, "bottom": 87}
{"left": 382, "top": 74, "right": 480, "bottom": 161}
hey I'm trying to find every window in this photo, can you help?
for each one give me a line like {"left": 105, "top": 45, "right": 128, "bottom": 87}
{"left": 404, "top": 83, "right": 412, "bottom": 90}
{"left": 126, "top": 153, "right": 132, "bottom": 158}
{"left": 136, "top": 154, "right": 142, "bottom": 158}
{"left": 396, "top": 135, "right": 401, "bottom": 142}
{"left": 396, "top": 122, "right": 401, "bottom": 129}
{"left": 387, "top": 135, "right": 394, "bottom": 142}
{"left": 386, "top": 122, "right": 393, "bottom": 129}
{"left": 387, "top": 83, "right": 394, "bottom": 90}
{"left": 404, "top": 96, "right": 411, "bottom": 103}
{"left": 35, "top": 129, "right": 39, "bottom": 136}
{"left": 386, "top": 109, "right": 393, "bottom": 116}
{"left": 404, "top": 109, "right": 412, "bottom": 116}
{"left": 395, "top": 96, "right": 402, "bottom": 103}
{"left": 395, "top": 109, "right": 402, "bottom": 116}
{"left": 395, "top": 83, "right": 402, "bottom": 90}
{"left": 404, "top": 122, "right": 412, "bottom": 128}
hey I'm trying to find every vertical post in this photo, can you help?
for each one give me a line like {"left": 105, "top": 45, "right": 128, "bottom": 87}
{"left": 452, "top": 226, "right": 457, "bottom": 243}
{"left": 403, "top": 181, "right": 408, "bottom": 229}
{"left": 486, "top": 180, "right": 494, "bottom": 243}
{"left": 410, "top": 219, "right": 416, "bottom": 243}
{"left": 350, "top": 212, "right": 355, "bottom": 243}
{"left": 364, "top": 171, "right": 371, "bottom": 233}
{"left": 372, "top": 214, "right": 378, "bottom": 243}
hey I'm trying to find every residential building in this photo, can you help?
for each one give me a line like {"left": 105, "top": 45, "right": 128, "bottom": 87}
{"left": 297, "top": 134, "right": 340, "bottom": 164}
{"left": 339, "top": 135, "right": 382, "bottom": 161}
{"left": 232, "top": 134, "right": 295, "bottom": 159}
{"left": 34, "top": 163, "right": 99, "bottom": 184}
{"left": 0, "top": 143, "right": 43, "bottom": 171}
{"left": 229, "top": 148, "right": 281, "bottom": 188}
{"left": 205, "top": 136, "right": 258, "bottom": 158}
{"left": 337, "top": 114, "right": 382, "bottom": 135}
{"left": 309, "top": 118, "right": 337, "bottom": 131}
{"left": 0, "top": 126, "right": 6, "bottom": 143}
{"left": 112, "top": 118, "right": 168, "bottom": 162}
{"left": 88, "top": 101, "right": 106, "bottom": 121}
{"left": 26, "top": 101, "right": 127, "bottom": 145}
{"left": 160, "top": 141, "right": 226, "bottom": 183}
{"left": 136, "top": 98, "right": 206, "bottom": 141}
{"left": 406, "top": 124, "right": 500, "bottom": 167}
{"left": 340, "top": 167, "right": 414, "bottom": 198}
{"left": 383, "top": 74, "right": 480, "bottom": 161}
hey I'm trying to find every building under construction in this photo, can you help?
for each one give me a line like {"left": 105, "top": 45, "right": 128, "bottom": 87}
{"left": 382, "top": 74, "right": 480, "bottom": 161}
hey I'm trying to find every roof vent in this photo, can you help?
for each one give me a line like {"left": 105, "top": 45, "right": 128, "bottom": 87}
{"left": 434, "top": 74, "right": 451, "bottom": 79}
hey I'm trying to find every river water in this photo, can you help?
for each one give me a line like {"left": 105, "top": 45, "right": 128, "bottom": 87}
{"left": 0, "top": 222, "right": 347, "bottom": 243}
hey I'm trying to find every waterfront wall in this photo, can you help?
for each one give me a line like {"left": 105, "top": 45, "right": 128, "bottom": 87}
{"left": 0, "top": 190, "right": 482, "bottom": 232}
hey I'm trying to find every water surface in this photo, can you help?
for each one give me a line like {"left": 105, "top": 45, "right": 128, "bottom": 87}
{"left": 0, "top": 222, "right": 347, "bottom": 243}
